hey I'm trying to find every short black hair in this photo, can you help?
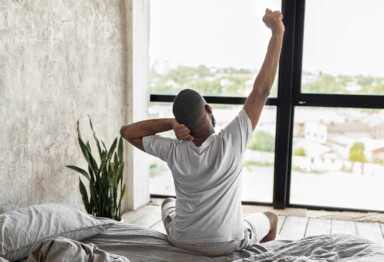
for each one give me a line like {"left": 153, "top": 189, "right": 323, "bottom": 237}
{"left": 172, "top": 89, "right": 207, "bottom": 129}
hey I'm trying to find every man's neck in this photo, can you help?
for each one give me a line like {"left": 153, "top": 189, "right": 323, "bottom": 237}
{"left": 188, "top": 114, "right": 215, "bottom": 147}
{"left": 191, "top": 128, "right": 215, "bottom": 147}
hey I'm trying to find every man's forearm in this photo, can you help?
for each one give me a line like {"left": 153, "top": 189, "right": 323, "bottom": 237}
{"left": 253, "top": 33, "right": 283, "bottom": 96}
{"left": 120, "top": 118, "right": 175, "bottom": 141}
{"left": 243, "top": 10, "right": 284, "bottom": 130}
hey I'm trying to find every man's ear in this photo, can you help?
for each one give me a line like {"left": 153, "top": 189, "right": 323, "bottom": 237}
{"left": 205, "top": 104, "right": 212, "bottom": 114}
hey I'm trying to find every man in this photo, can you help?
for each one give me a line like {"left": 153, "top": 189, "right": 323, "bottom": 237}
{"left": 120, "top": 8, "right": 284, "bottom": 256}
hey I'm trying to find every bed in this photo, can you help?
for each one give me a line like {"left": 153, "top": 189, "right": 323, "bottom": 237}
{"left": 1, "top": 203, "right": 384, "bottom": 261}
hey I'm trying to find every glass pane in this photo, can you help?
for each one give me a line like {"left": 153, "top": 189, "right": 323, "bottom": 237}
{"left": 150, "top": 0, "right": 281, "bottom": 97}
{"left": 149, "top": 102, "right": 276, "bottom": 202}
{"left": 290, "top": 107, "right": 384, "bottom": 211}
{"left": 302, "top": 0, "right": 384, "bottom": 95}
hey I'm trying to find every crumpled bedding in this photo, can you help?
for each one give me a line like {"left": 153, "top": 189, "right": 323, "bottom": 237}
{"left": 7, "top": 223, "right": 384, "bottom": 262}
{"left": 83, "top": 223, "right": 384, "bottom": 261}
{"left": 240, "top": 234, "right": 384, "bottom": 261}
{"left": 25, "top": 237, "right": 129, "bottom": 262}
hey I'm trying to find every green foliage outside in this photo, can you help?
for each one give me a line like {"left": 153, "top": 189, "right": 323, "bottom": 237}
{"left": 243, "top": 160, "right": 272, "bottom": 167}
{"left": 303, "top": 73, "right": 348, "bottom": 94}
{"left": 150, "top": 65, "right": 278, "bottom": 97}
{"left": 149, "top": 158, "right": 168, "bottom": 177}
{"left": 302, "top": 72, "right": 384, "bottom": 95}
{"left": 349, "top": 142, "right": 366, "bottom": 163}
{"left": 293, "top": 147, "right": 306, "bottom": 156}
{"left": 150, "top": 65, "right": 384, "bottom": 97}
{"left": 247, "top": 131, "right": 275, "bottom": 152}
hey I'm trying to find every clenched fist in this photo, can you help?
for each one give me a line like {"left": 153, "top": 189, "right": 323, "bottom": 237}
{"left": 263, "top": 8, "right": 284, "bottom": 35}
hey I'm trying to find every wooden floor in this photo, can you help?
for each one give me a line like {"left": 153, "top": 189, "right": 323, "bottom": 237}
{"left": 122, "top": 199, "right": 384, "bottom": 245}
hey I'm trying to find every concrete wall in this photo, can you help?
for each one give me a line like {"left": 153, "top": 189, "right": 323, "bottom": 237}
{"left": 0, "top": 0, "right": 128, "bottom": 212}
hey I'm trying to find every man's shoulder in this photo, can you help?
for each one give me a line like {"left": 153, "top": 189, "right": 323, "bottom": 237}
{"left": 222, "top": 109, "right": 250, "bottom": 132}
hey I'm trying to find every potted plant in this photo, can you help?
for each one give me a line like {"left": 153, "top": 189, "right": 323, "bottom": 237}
{"left": 67, "top": 117, "right": 126, "bottom": 221}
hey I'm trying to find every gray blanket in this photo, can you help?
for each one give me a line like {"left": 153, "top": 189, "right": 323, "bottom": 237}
{"left": 82, "top": 223, "right": 384, "bottom": 261}
{"left": 26, "top": 237, "right": 129, "bottom": 262}
{"left": 12, "top": 223, "right": 384, "bottom": 262}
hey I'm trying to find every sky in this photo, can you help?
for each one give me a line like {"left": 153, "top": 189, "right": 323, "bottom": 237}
{"left": 150, "top": 0, "right": 384, "bottom": 77}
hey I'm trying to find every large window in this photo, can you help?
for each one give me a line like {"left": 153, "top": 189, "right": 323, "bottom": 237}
{"left": 148, "top": 0, "right": 384, "bottom": 211}
{"left": 150, "top": 0, "right": 281, "bottom": 97}
{"left": 301, "top": 0, "right": 384, "bottom": 95}
{"left": 149, "top": 0, "right": 281, "bottom": 204}
{"left": 290, "top": 107, "right": 384, "bottom": 211}
{"left": 287, "top": 0, "right": 384, "bottom": 211}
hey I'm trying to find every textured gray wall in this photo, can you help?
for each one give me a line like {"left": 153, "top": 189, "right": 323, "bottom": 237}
{"left": 0, "top": 0, "right": 125, "bottom": 212}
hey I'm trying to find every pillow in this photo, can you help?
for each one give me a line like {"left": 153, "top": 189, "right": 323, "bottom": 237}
{"left": 0, "top": 203, "right": 116, "bottom": 261}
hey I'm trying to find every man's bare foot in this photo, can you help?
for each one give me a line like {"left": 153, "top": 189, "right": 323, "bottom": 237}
{"left": 260, "top": 211, "right": 278, "bottom": 243}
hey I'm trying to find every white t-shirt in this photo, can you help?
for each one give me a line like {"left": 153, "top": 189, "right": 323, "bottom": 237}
{"left": 143, "top": 109, "right": 253, "bottom": 244}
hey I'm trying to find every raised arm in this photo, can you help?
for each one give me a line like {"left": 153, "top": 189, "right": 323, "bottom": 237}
{"left": 120, "top": 119, "right": 175, "bottom": 151}
{"left": 120, "top": 119, "right": 193, "bottom": 151}
{"left": 244, "top": 8, "right": 284, "bottom": 130}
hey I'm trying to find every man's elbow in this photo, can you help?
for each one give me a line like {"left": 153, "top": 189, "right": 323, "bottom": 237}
{"left": 264, "top": 89, "right": 271, "bottom": 98}
{"left": 120, "top": 126, "right": 137, "bottom": 145}
{"left": 120, "top": 126, "right": 128, "bottom": 139}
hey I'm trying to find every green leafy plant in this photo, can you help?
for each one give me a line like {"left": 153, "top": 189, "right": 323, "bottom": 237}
{"left": 66, "top": 118, "right": 126, "bottom": 221}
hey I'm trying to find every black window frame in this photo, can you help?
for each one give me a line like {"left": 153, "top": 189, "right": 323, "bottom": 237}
{"left": 149, "top": 0, "right": 384, "bottom": 212}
